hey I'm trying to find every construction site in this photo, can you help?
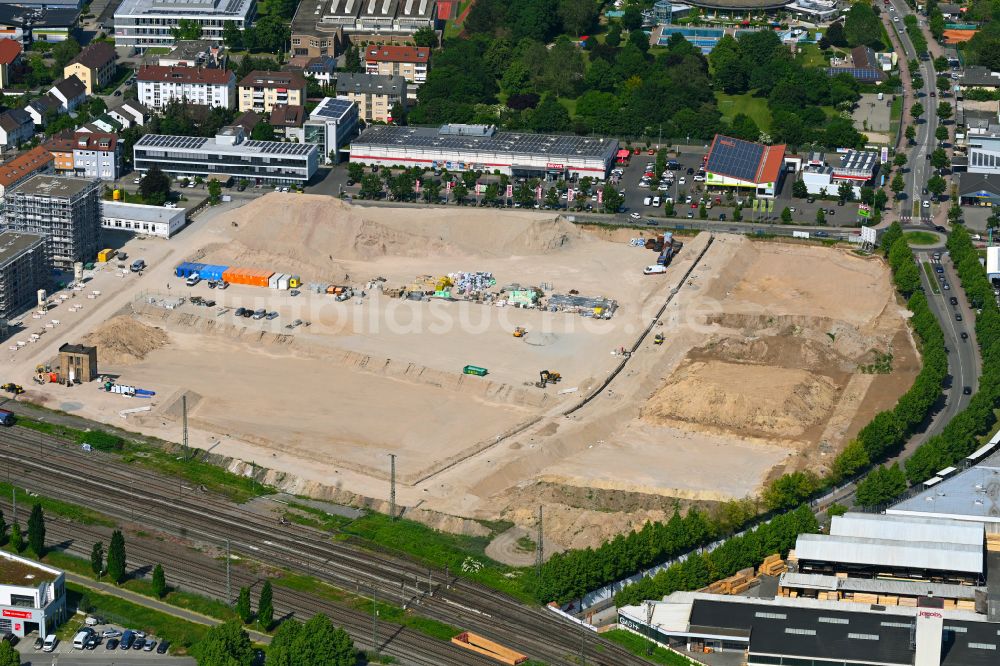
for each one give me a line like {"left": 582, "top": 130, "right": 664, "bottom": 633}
{"left": 5, "top": 194, "right": 919, "bottom": 557}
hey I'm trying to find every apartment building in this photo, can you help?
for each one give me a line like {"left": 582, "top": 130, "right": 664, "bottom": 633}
{"left": 0, "top": 231, "right": 48, "bottom": 320}
{"left": 114, "top": 0, "right": 256, "bottom": 51}
{"left": 364, "top": 45, "right": 429, "bottom": 99}
{"left": 5, "top": 175, "right": 101, "bottom": 268}
{"left": 333, "top": 72, "right": 406, "bottom": 123}
{"left": 237, "top": 70, "right": 307, "bottom": 114}
{"left": 138, "top": 66, "right": 236, "bottom": 110}
{"left": 0, "top": 146, "right": 53, "bottom": 200}
{"left": 63, "top": 41, "right": 116, "bottom": 95}
{"left": 71, "top": 133, "right": 122, "bottom": 180}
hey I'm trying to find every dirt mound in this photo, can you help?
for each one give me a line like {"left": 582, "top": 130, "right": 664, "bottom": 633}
{"left": 642, "top": 360, "right": 840, "bottom": 439}
{"left": 84, "top": 315, "right": 170, "bottom": 365}
{"left": 203, "top": 194, "right": 585, "bottom": 283}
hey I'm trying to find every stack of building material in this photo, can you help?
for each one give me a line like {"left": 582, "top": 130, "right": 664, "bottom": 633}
{"left": 708, "top": 568, "right": 756, "bottom": 595}
{"left": 758, "top": 554, "right": 787, "bottom": 576}
{"left": 449, "top": 271, "right": 495, "bottom": 295}
{"left": 987, "top": 532, "right": 1000, "bottom": 552}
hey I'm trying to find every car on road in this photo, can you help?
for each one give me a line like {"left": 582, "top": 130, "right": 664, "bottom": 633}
{"left": 935, "top": 225, "right": 947, "bottom": 232}
{"left": 629, "top": 212, "right": 641, "bottom": 220}
{"left": 935, "top": 266, "right": 944, "bottom": 274}
{"left": 950, "top": 296, "right": 959, "bottom": 305}
{"left": 943, "top": 283, "right": 951, "bottom": 290}
{"left": 114, "top": 90, "right": 121, "bottom": 96}
{"left": 687, "top": 212, "right": 694, "bottom": 218}
{"left": 679, "top": 177, "right": 686, "bottom": 185}
{"left": 157, "top": 641, "right": 170, "bottom": 654}
{"left": 646, "top": 219, "right": 659, "bottom": 226}
{"left": 961, "top": 331, "right": 969, "bottom": 340}
{"left": 922, "top": 200, "right": 931, "bottom": 208}
{"left": 956, "top": 313, "right": 963, "bottom": 321}
{"left": 132, "top": 177, "right": 142, "bottom": 184}
{"left": 814, "top": 231, "right": 830, "bottom": 237}
{"left": 963, "top": 386, "right": 972, "bottom": 395}
{"left": 106, "top": 638, "right": 119, "bottom": 650}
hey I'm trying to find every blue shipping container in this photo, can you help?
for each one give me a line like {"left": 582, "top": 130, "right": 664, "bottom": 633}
{"left": 175, "top": 262, "right": 207, "bottom": 278}
{"left": 198, "top": 264, "right": 229, "bottom": 281}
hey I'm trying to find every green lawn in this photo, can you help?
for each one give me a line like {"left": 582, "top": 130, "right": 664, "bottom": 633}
{"left": 795, "top": 43, "right": 829, "bottom": 68}
{"left": 715, "top": 93, "right": 772, "bottom": 132}
{"left": 558, "top": 97, "right": 577, "bottom": 117}
{"left": 922, "top": 262, "right": 942, "bottom": 293}
{"left": 906, "top": 231, "right": 939, "bottom": 245}
{"left": 603, "top": 630, "right": 698, "bottom": 665}
{"left": 889, "top": 95, "right": 903, "bottom": 140}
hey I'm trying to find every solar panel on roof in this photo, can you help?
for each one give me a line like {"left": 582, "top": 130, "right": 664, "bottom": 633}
{"left": 707, "top": 136, "right": 766, "bottom": 183}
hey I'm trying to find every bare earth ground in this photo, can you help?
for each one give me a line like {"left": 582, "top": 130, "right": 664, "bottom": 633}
{"left": 8, "top": 195, "right": 919, "bottom": 559}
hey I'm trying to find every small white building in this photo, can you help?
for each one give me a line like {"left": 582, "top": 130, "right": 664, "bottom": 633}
{"left": 0, "top": 550, "right": 66, "bottom": 639}
{"left": 987, "top": 246, "right": 1000, "bottom": 282}
{"left": 102, "top": 201, "right": 186, "bottom": 238}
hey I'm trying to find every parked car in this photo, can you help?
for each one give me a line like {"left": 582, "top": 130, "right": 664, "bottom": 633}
{"left": 265, "top": 311, "right": 279, "bottom": 320}
{"left": 144, "top": 640, "right": 157, "bottom": 652}
{"left": 157, "top": 641, "right": 170, "bottom": 654}
{"left": 217, "top": 281, "right": 229, "bottom": 290}
{"left": 252, "top": 308, "right": 267, "bottom": 319}
{"left": 42, "top": 635, "right": 57, "bottom": 652}
{"left": 106, "top": 638, "right": 119, "bottom": 650}
{"left": 33, "top": 636, "right": 43, "bottom": 650}
{"left": 234, "top": 307, "right": 247, "bottom": 317}
{"left": 241, "top": 308, "right": 254, "bottom": 318}
{"left": 102, "top": 629, "right": 122, "bottom": 639}
{"left": 629, "top": 212, "right": 641, "bottom": 220}
{"left": 132, "top": 637, "right": 146, "bottom": 650}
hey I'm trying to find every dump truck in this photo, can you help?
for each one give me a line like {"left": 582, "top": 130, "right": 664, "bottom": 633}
{"left": 450, "top": 632, "right": 527, "bottom": 665}
{"left": 97, "top": 248, "right": 117, "bottom": 263}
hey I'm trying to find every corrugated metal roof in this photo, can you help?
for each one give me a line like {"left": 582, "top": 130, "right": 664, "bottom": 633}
{"left": 794, "top": 534, "right": 984, "bottom": 574}
{"left": 830, "top": 512, "right": 984, "bottom": 546}
{"left": 779, "top": 572, "right": 984, "bottom": 600}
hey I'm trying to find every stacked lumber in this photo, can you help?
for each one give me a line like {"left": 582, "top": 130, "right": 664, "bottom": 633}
{"left": 707, "top": 568, "right": 757, "bottom": 595}
{"left": 987, "top": 532, "right": 1000, "bottom": 552}
{"left": 758, "top": 554, "right": 787, "bottom": 576}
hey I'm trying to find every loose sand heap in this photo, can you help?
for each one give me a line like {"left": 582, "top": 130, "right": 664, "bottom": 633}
{"left": 84, "top": 315, "right": 170, "bottom": 365}
{"left": 198, "top": 193, "right": 586, "bottom": 284}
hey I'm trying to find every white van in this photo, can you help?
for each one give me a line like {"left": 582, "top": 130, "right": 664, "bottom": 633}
{"left": 652, "top": 196, "right": 661, "bottom": 207}
{"left": 643, "top": 196, "right": 652, "bottom": 206}
{"left": 73, "top": 629, "right": 92, "bottom": 649}
{"left": 42, "top": 635, "right": 57, "bottom": 652}
{"left": 643, "top": 265, "right": 668, "bottom": 275}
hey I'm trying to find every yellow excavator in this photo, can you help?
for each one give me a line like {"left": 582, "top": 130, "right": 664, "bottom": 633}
{"left": 536, "top": 370, "right": 562, "bottom": 388}
{"left": 654, "top": 333, "right": 665, "bottom": 345}
{"left": 1, "top": 383, "right": 24, "bottom": 395}
{"left": 513, "top": 327, "right": 526, "bottom": 338}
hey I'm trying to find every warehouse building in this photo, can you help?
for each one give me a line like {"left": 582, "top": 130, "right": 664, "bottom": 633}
{"left": 618, "top": 591, "right": 999, "bottom": 666}
{"left": 5, "top": 175, "right": 101, "bottom": 269}
{"left": 776, "top": 572, "right": 985, "bottom": 611}
{"left": 704, "top": 134, "right": 787, "bottom": 198}
{"left": 102, "top": 201, "right": 186, "bottom": 239}
{"left": 350, "top": 124, "right": 620, "bottom": 179}
{"left": 0, "top": 231, "right": 48, "bottom": 321}
{"left": 959, "top": 173, "right": 1000, "bottom": 207}
{"left": 133, "top": 126, "right": 320, "bottom": 184}
{"left": 0, "top": 549, "right": 66, "bottom": 639}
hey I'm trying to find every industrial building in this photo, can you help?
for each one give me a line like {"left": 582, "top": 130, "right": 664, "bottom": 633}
{"left": 303, "top": 97, "right": 359, "bottom": 164}
{"left": 133, "top": 126, "right": 320, "bottom": 184}
{"left": 791, "top": 512, "right": 985, "bottom": 585}
{"left": 704, "top": 134, "right": 787, "bottom": 198}
{"left": 102, "top": 201, "right": 186, "bottom": 239}
{"left": 114, "top": 0, "right": 256, "bottom": 51}
{"left": 0, "top": 550, "right": 66, "bottom": 639}
{"left": 5, "top": 175, "right": 101, "bottom": 269}
{"left": 350, "top": 124, "right": 620, "bottom": 179}
{"left": 0, "top": 231, "right": 48, "bottom": 321}
{"left": 800, "top": 150, "right": 881, "bottom": 198}
{"left": 776, "top": 572, "right": 985, "bottom": 611}
{"left": 958, "top": 173, "right": 1000, "bottom": 207}
{"left": 618, "top": 591, "right": 999, "bottom": 666}
{"left": 0, "top": 5, "right": 79, "bottom": 43}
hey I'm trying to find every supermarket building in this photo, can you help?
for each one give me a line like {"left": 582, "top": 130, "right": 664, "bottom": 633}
{"left": 350, "top": 124, "right": 620, "bottom": 179}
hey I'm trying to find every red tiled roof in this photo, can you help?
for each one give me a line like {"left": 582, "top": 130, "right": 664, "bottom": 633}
{"left": 757, "top": 144, "right": 787, "bottom": 184}
{"left": 364, "top": 45, "right": 430, "bottom": 64}
{"left": 0, "top": 38, "right": 21, "bottom": 66}
{"left": 138, "top": 65, "right": 234, "bottom": 85}
{"left": 73, "top": 132, "right": 118, "bottom": 152}
{"left": 0, "top": 146, "right": 53, "bottom": 188}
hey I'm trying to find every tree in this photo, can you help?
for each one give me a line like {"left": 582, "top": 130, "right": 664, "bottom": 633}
{"left": 826, "top": 21, "right": 847, "bottom": 47}
{"left": 196, "top": 620, "right": 253, "bottom": 666}
{"left": 910, "top": 102, "right": 924, "bottom": 121}
{"left": 152, "top": 564, "right": 166, "bottom": 599}
{"left": 27, "top": 503, "right": 44, "bottom": 558}
{"left": 602, "top": 185, "right": 623, "bottom": 214}
{"left": 223, "top": 21, "right": 243, "bottom": 50}
{"left": 207, "top": 179, "right": 222, "bottom": 205}
{"left": 781, "top": 206, "right": 792, "bottom": 223}
{"left": 257, "top": 580, "right": 273, "bottom": 630}
{"left": 0, "top": 509, "right": 6, "bottom": 545}
{"left": 891, "top": 172, "right": 905, "bottom": 197}
{"left": 268, "top": 614, "right": 354, "bottom": 666}
{"left": 236, "top": 586, "right": 253, "bottom": 624}
{"left": 927, "top": 174, "right": 947, "bottom": 199}
{"left": 792, "top": 179, "right": 808, "bottom": 199}
{"left": 529, "top": 95, "right": 570, "bottom": 132}
{"left": 838, "top": 181, "right": 855, "bottom": 203}
{"left": 250, "top": 123, "right": 275, "bottom": 141}
{"left": 844, "top": 3, "right": 883, "bottom": 48}
{"left": 622, "top": 8, "right": 643, "bottom": 31}
{"left": 856, "top": 463, "right": 908, "bottom": 507}
{"left": 138, "top": 164, "right": 170, "bottom": 206}
{"left": 937, "top": 101, "right": 953, "bottom": 121}
{"left": 170, "top": 18, "right": 202, "bottom": 41}
{"left": 827, "top": 503, "right": 849, "bottom": 518}
{"left": 107, "top": 530, "right": 126, "bottom": 584}
{"left": 51, "top": 37, "right": 81, "bottom": 69}
{"left": 343, "top": 45, "right": 361, "bottom": 73}
{"left": 893, "top": 152, "right": 908, "bottom": 168}
{"left": 413, "top": 25, "right": 437, "bottom": 47}
{"left": 558, "top": 0, "right": 598, "bottom": 35}
{"left": 9, "top": 525, "right": 21, "bottom": 553}
{"left": 545, "top": 187, "right": 559, "bottom": 208}
{"left": 880, "top": 221, "right": 903, "bottom": 256}
{"left": 936, "top": 125, "right": 949, "bottom": 143}
{"left": 905, "top": 125, "right": 917, "bottom": 143}
{"left": 347, "top": 162, "right": 364, "bottom": 183}
{"left": 452, "top": 182, "right": 468, "bottom": 204}
{"left": 931, "top": 148, "right": 950, "bottom": 171}
{"left": 0, "top": 640, "right": 20, "bottom": 666}
{"left": 90, "top": 542, "right": 104, "bottom": 578}
{"left": 359, "top": 173, "right": 383, "bottom": 199}
{"left": 762, "top": 471, "right": 819, "bottom": 511}
{"left": 816, "top": 208, "right": 826, "bottom": 225}
{"left": 699, "top": 202, "right": 707, "bottom": 219}
{"left": 874, "top": 188, "right": 888, "bottom": 211}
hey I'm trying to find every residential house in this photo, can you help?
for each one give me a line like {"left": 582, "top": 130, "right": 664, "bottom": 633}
{"left": 70, "top": 132, "right": 121, "bottom": 180}
{"left": 333, "top": 72, "right": 406, "bottom": 123}
{"left": 78, "top": 114, "right": 122, "bottom": 134}
{"left": 63, "top": 42, "right": 116, "bottom": 95}
{"left": 232, "top": 109, "right": 263, "bottom": 135}
{"left": 24, "top": 94, "right": 61, "bottom": 127}
{"left": 49, "top": 76, "right": 87, "bottom": 112}
{"left": 304, "top": 55, "right": 337, "bottom": 87}
{"left": 961, "top": 66, "right": 1000, "bottom": 92}
{"left": 0, "top": 145, "right": 53, "bottom": 199}
{"left": 238, "top": 70, "right": 307, "bottom": 114}
{"left": 45, "top": 133, "right": 75, "bottom": 173}
{"left": 270, "top": 104, "right": 305, "bottom": 141}
{"left": 107, "top": 100, "right": 150, "bottom": 129}
{"left": 137, "top": 65, "right": 236, "bottom": 110}
{"left": 0, "top": 38, "right": 21, "bottom": 88}
{"left": 364, "top": 45, "right": 429, "bottom": 100}
{"left": 0, "top": 109, "right": 33, "bottom": 150}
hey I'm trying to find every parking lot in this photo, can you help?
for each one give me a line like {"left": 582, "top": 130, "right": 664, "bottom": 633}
{"left": 17, "top": 619, "right": 182, "bottom": 661}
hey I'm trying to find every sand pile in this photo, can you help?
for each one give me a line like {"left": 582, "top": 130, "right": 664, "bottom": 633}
{"left": 84, "top": 315, "right": 170, "bottom": 365}
{"left": 642, "top": 360, "right": 840, "bottom": 438}
{"left": 201, "top": 193, "right": 585, "bottom": 283}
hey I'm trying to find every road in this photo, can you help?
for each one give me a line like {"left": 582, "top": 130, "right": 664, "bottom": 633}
{"left": 0, "top": 428, "right": 645, "bottom": 666}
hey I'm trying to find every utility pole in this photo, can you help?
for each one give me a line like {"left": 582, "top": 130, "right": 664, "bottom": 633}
{"left": 388, "top": 453, "right": 396, "bottom": 520}
{"left": 536, "top": 505, "right": 543, "bottom": 580}
{"left": 646, "top": 601, "right": 655, "bottom": 656}
{"left": 225, "top": 539, "right": 231, "bottom": 606}
{"left": 372, "top": 587, "right": 379, "bottom": 657}
{"left": 182, "top": 394, "right": 188, "bottom": 454}
{"left": 11, "top": 487, "right": 15, "bottom": 524}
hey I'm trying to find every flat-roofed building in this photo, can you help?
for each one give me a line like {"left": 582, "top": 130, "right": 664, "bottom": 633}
{"left": 0, "top": 231, "right": 48, "bottom": 320}
{"left": 102, "top": 201, "right": 186, "bottom": 238}
{"left": 5, "top": 175, "right": 101, "bottom": 268}
{"left": 114, "top": 0, "right": 257, "bottom": 51}
{"left": 0, "top": 549, "right": 66, "bottom": 639}
{"left": 291, "top": 0, "right": 436, "bottom": 55}
{"left": 304, "top": 96, "right": 359, "bottom": 164}
{"left": 133, "top": 126, "right": 319, "bottom": 184}
{"left": 0, "top": 146, "right": 54, "bottom": 200}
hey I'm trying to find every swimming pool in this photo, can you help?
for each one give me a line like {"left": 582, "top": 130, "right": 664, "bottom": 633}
{"left": 657, "top": 27, "right": 725, "bottom": 53}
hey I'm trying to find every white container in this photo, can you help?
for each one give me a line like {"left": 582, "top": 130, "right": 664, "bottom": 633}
{"left": 269, "top": 273, "right": 284, "bottom": 289}
{"left": 277, "top": 274, "right": 290, "bottom": 290}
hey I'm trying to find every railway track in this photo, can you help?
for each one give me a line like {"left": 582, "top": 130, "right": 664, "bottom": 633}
{"left": 0, "top": 429, "right": 644, "bottom": 665}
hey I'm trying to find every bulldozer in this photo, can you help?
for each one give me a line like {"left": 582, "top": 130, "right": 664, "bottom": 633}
{"left": 654, "top": 333, "right": 665, "bottom": 345}
{"left": 536, "top": 370, "right": 562, "bottom": 388}
{"left": 1, "top": 383, "right": 24, "bottom": 395}
{"left": 513, "top": 327, "right": 526, "bottom": 338}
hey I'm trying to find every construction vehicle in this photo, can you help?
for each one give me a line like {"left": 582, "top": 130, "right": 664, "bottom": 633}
{"left": 536, "top": 370, "right": 562, "bottom": 388}
{"left": 654, "top": 333, "right": 665, "bottom": 345}
{"left": 463, "top": 365, "right": 488, "bottom": 377}
{"left": 1, "top": 383, "right": 24, "bottom": 395}
{"left": 513, "top": 327, "right": 526, "bottom": 338}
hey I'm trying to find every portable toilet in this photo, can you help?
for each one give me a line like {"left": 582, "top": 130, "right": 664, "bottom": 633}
{"left": 288, "top": 275, "right": 301, "bottom": 289}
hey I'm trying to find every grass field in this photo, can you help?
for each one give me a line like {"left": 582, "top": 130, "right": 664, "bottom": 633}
{"left": 603, "top": 630, "right": 697, "bottom": 665}
{"left": 795, "top": 43, "right": 829, "bottom": 68}
{"left": 906, "top": 231, "right": 939, "bottom": 245}
{"left": 715, "top": 93, "right": 771, "bottom": 132}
